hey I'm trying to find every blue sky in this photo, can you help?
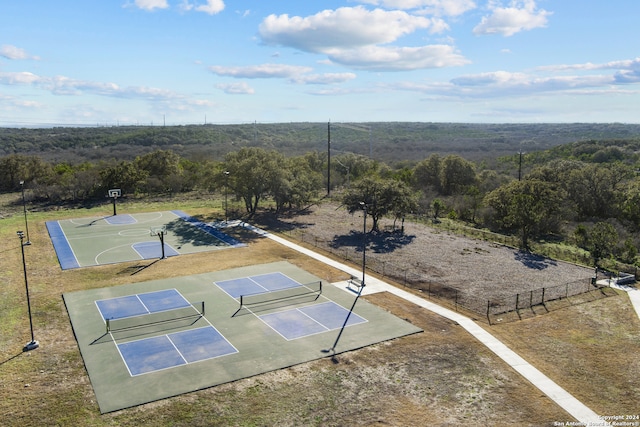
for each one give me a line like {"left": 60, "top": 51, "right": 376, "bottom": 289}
{"left": 1, "top": 1, "right": 639, "bottom": 126}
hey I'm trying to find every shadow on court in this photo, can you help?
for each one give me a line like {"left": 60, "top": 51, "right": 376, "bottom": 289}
{"left": 118, "top": 259, "right": 162, "bottom": 276}
{"left": 166, "top": 218, "right": 227, "bottom": 247}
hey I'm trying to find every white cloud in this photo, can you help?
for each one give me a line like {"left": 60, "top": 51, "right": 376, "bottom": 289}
{"left": 259, "top": 7, "right": 435, "bottom": 53}
{"left": 535, "top": 58, "right": 640, "bottom": 85}
{"left": 290, "top": 73, "right": 357, "bottom": 84}
{"left": 0, "top": 45, "right": 40, "bottom": 60}
{"left": 538, "top": 58, "right": 640, "bottom": 73}
{"left": 0, "top": 71, "right": 191, "bottom": 101}
{"left": 258, "top": 6, "right": 466, "bottom": 71}
{"left": 0, "top": 71, "right": 42, "bottom": 84}
{"left": 209, "top": 64, "right": 356, "bottom": 85}
{"left": 216, "top": 82, "right": 255, "bottom": 94}
{"left": 357, "top": 0, "right": 477, "bottom": 16}
{"left": 326, "top": 44, "right": 469, "bottom": 70}
{"left": 209, "top": 64, "right": 313, "bottom": 79}
{"left": 192, "top": 0, "right": 225, "bottom": 15}
{"left": 132, "top": 0, "right": 169, "bottom": 11}
{"left": 473, "top": 0, "right": 551, "bottom": 37}
{"left": 446, "top": 70, "right": 613, "bottom": 97}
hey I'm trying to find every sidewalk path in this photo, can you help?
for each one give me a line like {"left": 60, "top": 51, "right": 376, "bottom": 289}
{"left": 238, "top": 222, "right": 606, "bottom": 426}
{"left": 599, "top": 280, "right": 640, "bottom": 320}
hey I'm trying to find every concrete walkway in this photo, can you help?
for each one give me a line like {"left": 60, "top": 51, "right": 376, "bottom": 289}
{"left": 237, "top": 222, "right": 607, "bottom": 426}
{"left": 599, "top": 279, "right": 640, "bottom": 320}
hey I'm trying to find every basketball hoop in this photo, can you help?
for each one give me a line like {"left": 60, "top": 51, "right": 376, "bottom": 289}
{"left": 151, "top": 226, "right": 168, "bottom": 259}
{"left": 108, "top": 189, "right": 121, "bottom": 216}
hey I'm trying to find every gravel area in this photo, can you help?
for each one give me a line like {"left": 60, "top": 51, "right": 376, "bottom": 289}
{"left": 254, "top": 201, "right": 595, "bottom": 317}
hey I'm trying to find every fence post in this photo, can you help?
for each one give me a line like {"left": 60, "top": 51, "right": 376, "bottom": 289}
{"left": 515, "top": 293, "right": 519, "bottom": 311}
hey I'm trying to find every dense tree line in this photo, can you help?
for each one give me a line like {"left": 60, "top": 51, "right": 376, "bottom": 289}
{"left": 3, "top": 136, "right": 640, "bottom": 269}
{"left": 4, "top": 122, "right": 640, "bottom": 165}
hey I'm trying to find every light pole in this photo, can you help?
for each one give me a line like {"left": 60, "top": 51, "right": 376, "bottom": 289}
{"left": 17, "top": 231, "right": 39, "bottom": 351}
{"left": 224, "top": 171, "right": 230, "bottom": 223}
{"left": 322, "top": 202, "right": 367, "bottom": 359}
{"left": 360, "top": 201, "right": 367, "bottom": 286}
{"left": 19, "top": 181, "right": 31, "bottom": 245}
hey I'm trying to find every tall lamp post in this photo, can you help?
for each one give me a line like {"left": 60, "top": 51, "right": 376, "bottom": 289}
{"left": 224, "top": 171, "right": 230, "bottom": 223}
{"left": 359, "top": 201, "right": 367, "bottom": 286}
{"left": 19, "top": 181, "right": 31, "bottom": 245}
{"left": 17, "top": 231, "right": 39, "bottom": 351}
{"left": 322, "top": 202, "right": 367, "bottom": 358}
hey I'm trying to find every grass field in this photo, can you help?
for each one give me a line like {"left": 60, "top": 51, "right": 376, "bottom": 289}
{"left": 1, "top": 192, "right": 639, "bottom": 426}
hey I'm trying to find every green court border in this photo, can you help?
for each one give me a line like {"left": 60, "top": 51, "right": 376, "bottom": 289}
{"left": 63, "top": 261, "right": 422, "bottom": 413}
{"left": 50, "top": 211, "right": 241, "bottom": 268}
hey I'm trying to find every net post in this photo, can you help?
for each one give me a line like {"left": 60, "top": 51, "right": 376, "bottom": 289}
{"left": 201, "top": 301, "right": 205, "bottom": 316}
{"left": 106, "top": 318, "right": 111, "bottom": 333}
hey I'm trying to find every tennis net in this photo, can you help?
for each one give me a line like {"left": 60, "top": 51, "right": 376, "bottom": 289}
{"left": 105, "top": 301, "right": 205, "bottom": 333}
{"left": 238, "top": 281, "right": 322, "bottom": 311}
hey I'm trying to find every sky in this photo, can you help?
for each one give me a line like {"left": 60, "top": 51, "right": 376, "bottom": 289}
{"left": 1, "top": 0, "right": 639, "bottom": 127}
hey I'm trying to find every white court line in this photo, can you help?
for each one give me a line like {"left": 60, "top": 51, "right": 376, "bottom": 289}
{"left": 242, "top": 222, "right": 607, "bottom": 427}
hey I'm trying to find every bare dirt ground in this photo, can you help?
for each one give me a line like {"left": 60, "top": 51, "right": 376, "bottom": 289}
{"left": 252, "top": 202, "right": 600, "bottom": 318}
{"left": 1, "top": 197, "right": 638, "bottom": 426}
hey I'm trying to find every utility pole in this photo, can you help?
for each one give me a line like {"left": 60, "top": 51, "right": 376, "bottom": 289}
{"left": 327, "top": 121, "right": 331, "bottom": 196}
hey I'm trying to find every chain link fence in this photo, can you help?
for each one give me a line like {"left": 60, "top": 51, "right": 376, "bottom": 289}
{"left": 283, "top": 229, "right": 614, "bottom": 324}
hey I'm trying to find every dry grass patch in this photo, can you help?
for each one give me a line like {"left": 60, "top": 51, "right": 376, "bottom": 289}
{"left": 489, "top": 289, "right": 640, "bottom": 416}
{"left": 2, "top": 195, "right": 639, "bottom": 426}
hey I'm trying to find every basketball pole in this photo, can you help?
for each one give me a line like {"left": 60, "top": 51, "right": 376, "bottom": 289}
{"left": 159, "top": 230, "right": 166, "bottom": 259}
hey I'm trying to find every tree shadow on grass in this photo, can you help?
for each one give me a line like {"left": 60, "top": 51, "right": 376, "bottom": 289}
{"left": 331, "top": 230, "right": 416, "bottom": 254}
{"left": 514, "top": 250, "right": 557, "bottom": 270}
{"left": 251, "top": 209, "right": 316, "bottom": 234}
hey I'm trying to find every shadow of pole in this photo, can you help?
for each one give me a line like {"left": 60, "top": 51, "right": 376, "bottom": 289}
{"left": 0, "top": 352, "right": 25, "bottom": 367}
{"left": 130, "top": 259, "right": 161, "bottom": 276}
{"left": 322, "top": 284, "right": 366, "bottom": 363}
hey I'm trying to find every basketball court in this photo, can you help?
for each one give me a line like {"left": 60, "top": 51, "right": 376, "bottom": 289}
{"left": 63, "top": 262, "right": 422, "bottom": 413}
{"left": 46, "top": 210, "right": 245, "bottom": 269}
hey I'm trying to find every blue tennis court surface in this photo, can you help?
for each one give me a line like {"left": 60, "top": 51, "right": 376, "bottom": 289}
{"left": 215, "top": 272, "right": 302, "bottom": 298}
{"left": 259, "top": 301, "right": 367, "bottom": 340}
{"left": 96, "top": 289, "right": 190, "bottom": 321}
{"left": 104, "top": 214, "right": 137, "bottom": 225}
{"left": 132, "top": 241, "right": 179, "bottom": 260}
{"left": 118, "top": 326, "right": 238, "bottom": 376}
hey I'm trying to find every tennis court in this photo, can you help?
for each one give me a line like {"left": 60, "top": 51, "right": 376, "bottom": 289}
{"left": 63, "top": 262, "right": 422, "bottom": 413}
{"left": 46, "top": 210, "right": 245, "bottom": 269}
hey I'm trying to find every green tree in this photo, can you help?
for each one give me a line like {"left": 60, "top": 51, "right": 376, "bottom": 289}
{"left": 432, "top": 198, "right": 445, "bottom": 220}
{"left": 100, "top": 161, "right": 148, "bottom": 195}
{"left": 342, "top": 176, "right": 417, "bottom": 232}
{"left": 224, "top": 147, "right": 281, "bottom": 215}
{"left": 587, "top": 222, "right": 618, "bottom": 267}
{"left": 413, "top": 154, "right": 442, "bottom": 192}
{"left": 135, "top": 149, "right": 183, "bottom": 195}
{"left": 485, "top": 179, "right": 563, "bottom": 250}
{"left": 440, "top": 155, "right": 477, "bottom": 195}
{"left": 566, "top": 163, "right": 632, "bottom": 219}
